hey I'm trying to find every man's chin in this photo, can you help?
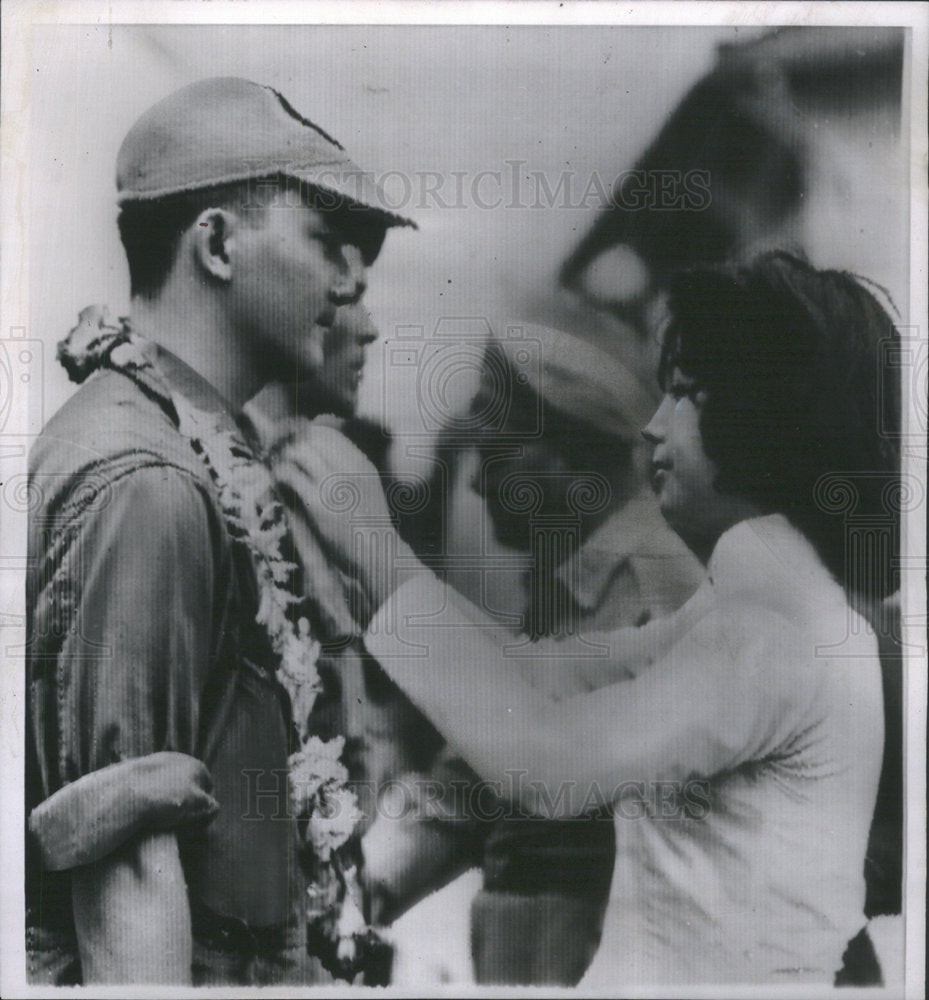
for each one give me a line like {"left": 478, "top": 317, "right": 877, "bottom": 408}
{"left": 303, "top": 387, "right": 358, "bottom": 421}
{"left": 277, "top": 370, "right": 356, "bottom": 420}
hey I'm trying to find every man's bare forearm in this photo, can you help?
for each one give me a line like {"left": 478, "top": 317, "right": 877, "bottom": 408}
{"left": 71, "top": 831, "right": 192, "bottom": 983}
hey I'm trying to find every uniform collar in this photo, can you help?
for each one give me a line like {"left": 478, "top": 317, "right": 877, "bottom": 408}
{"left": 57, "top": 308, "right": 249, "bottom": 445}
{"left": 131, "top": 336, "right": 264, "bottom": 454}
{"left": 239, "top": 381, "right": 300, "bottom": 457}
{"left": 140, "top": 339, "right": 239, "bottom": 425}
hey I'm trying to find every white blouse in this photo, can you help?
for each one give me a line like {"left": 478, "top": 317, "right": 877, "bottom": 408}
{"left": 366, "top": 514, "right": 883, "bottom": 986}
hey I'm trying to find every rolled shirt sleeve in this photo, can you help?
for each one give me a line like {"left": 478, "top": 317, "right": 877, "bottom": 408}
{"left": 366, "top": 573, "right": 810, "bottom": 818}
{"left": 28, "top": 462, "right": 219, "bottom": 808}
{"left": 28, "top": 752, "right": 220, "bottom": 871}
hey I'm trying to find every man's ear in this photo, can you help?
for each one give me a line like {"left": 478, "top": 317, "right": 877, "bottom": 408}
{"left": 191, "top": 208, "right": 237, "bottom": 282}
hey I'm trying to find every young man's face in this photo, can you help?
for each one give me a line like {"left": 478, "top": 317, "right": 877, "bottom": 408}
{"left": 312, "top": 303, "right": 380, "bottom": 418}
{"left": 642, "top": 367, "right": 725, "bottom": 556}
{"left": 229, "top": 193, "right": 367, "bottom": 393}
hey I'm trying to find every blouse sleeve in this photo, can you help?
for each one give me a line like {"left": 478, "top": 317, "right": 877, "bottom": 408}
{"left": 366, "top": 573, "right": 811, "bottom": 818}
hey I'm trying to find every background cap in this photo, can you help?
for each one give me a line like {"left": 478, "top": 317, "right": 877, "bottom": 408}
{"left": 492, "top": 322, "right": 656, "bottom": 441}
{"left": 116, "top": 76, "right": 416, "bottom": 229}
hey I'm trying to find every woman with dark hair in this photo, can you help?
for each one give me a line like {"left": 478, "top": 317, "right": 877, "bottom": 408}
{"left": 305, "top": 252, "right": 900, "bottom": 985}
{"left": 654, "top": 251, "right": 899, "bottom": 605}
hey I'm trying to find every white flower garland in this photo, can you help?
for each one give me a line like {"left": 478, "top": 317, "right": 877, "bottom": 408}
{"left": 62, "top": 311, "right": 373, "bottom": 975}
{"left": 167, "top": 392, "right": 323, "bottom": 735}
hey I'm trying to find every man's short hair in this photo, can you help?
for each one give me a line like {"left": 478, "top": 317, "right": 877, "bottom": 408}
{"left": 117, "top": 175, "right": 389, "bottom": 300}
{"left": 659, "top": 250, "right": 901, "bottom": 598}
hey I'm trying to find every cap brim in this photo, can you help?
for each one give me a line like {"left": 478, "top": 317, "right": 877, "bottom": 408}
{"left": 289, "top": 165, "right": 418, "bottom": 231}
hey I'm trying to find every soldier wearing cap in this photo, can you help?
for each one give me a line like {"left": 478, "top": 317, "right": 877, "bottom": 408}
{"left": 25, "top": 77, "right": 412, "bottom": 986}
{"left": 469, "top": 325, "right": 702, "bottom": 639}
{"left": 360, "top": 324, "right": 702, "bottom": 986}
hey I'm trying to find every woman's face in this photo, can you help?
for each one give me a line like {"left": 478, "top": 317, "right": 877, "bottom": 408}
{"left": 641, "top": 368, "right": 728, "bottom": 558}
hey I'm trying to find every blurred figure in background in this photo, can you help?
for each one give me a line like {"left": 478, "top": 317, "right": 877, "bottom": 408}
{"left": 467, "top": 326, "right": 702, "bottom": 636}
{"left": 245, "top": 305, "right": 465, "bottom": 985}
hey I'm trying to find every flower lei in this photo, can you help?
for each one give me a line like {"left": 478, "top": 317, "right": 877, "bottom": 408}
{"left": 58, "top": 308, "right": 378, "bottom": 979}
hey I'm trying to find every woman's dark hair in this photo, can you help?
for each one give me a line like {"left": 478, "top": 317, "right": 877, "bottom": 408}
{"left": 117, "top": 175, "right": 388, "bottom": 299}
{"left": 659, "top": 250, "right": 901, "bottom": 599}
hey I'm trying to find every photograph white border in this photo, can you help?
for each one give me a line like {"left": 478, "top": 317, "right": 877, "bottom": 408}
{"left": 1, "top": 3, "right": 925, "bottom": 998}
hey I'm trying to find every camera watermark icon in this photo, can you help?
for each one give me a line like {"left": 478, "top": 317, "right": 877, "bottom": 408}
{"left": 813, "top": 470, "right": 923, "bottom": 654}
{"left": 0, "top": 327, "right": 43, "bottom": 436}
{"left": 383, "top": 319, "right": 541, "bottom": 439}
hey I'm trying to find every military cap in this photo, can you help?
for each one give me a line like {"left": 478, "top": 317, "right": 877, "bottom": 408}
{"left": 116, "top": 76, "right": 416, "bottom": 231}
{"left": 489, "top": 322, "right": 656, "bottom": 441}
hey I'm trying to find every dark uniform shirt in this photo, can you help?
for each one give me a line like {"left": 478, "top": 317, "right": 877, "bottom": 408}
{"left": 25, "top": 347, "right": 306, "bottom": 984}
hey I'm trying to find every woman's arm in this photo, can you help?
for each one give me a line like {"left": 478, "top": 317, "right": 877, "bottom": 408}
{"left": 367, "top": 574, "right": 799, "bottom": 818}
{"left": 275, "top": 427, "right": 798, "bottom": 814}
{"left": 515, "top": 585, "right": 714, "bottom": 699}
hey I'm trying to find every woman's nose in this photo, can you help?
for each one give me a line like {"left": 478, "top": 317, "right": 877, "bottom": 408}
{"left": 330, "top": 245, "right": 367, "bottom": 306}
{"left": 641, "top": 397, "right": 670, "bottom": 444}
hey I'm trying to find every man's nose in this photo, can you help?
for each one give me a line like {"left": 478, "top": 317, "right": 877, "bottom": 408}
{"left": 355, "top": 306, "right": 379, "bottom": 345}
{"left": 641, "top": 397, "right": 670, "bottom": 444}
{"left": 336, "top": 302, "right": 379, "bottom": 345}
{"left": 330, "top": 245, "right": 367, "bottom": 306}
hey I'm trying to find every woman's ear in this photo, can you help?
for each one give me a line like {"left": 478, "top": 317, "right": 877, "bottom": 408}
{"left": 191, "top": 208, "right": 237, "bottom": 282}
